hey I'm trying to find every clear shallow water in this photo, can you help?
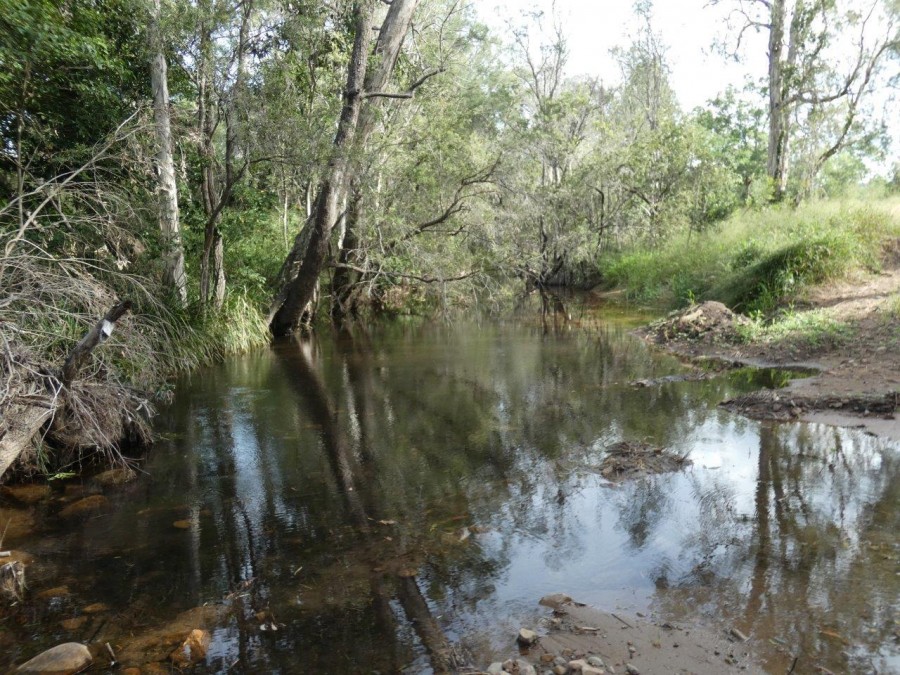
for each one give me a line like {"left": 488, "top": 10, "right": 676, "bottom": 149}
{"left": 2, "top": 319, "right": 898, "bottom": 674}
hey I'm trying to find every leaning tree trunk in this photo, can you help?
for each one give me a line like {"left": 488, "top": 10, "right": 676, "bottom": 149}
{"left": 331, "top": 0, "right": 420, "bottom": 321}
{"left": 269, "top": 0, "right": 376, "bottom": 336}
{"left": 149, "top": 0, "right": 187, "bottom": 305}
{"left": 766, "top": 0, "right": 790, "bottom": 202}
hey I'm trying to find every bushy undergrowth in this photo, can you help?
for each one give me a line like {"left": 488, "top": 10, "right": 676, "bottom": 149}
{"left": 603, "top": 198, "right": 900, "bottom": 314}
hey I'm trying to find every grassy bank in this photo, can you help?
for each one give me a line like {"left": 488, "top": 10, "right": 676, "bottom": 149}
{"left": 602, "top": 197, "right": 900, "bottom": 315}
{"left": 0, "top": 246, "right": 270, "bottom": 478}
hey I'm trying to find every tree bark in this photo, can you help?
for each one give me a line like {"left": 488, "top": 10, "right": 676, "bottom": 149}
{"left": 766, "top": 0, "right": 790, "bottom": 202}
{"left": 269, "top": 0, "right": 377, "bottom": 336}
{"left": 149, "top": 0, "right": 187, "bottom": 304}
{"left": 331, "top": 0, "right": 421, "bottom": 321}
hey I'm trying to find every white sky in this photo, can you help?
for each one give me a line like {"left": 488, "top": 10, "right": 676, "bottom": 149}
{"left": 476, "top": 0, "right": 769, "bottom": 110}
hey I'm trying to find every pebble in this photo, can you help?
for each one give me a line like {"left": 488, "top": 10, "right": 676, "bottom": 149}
{"left": 487, "top": 663, "right": 504, "bottom": 675}
{"left": 587, "top": 656, "right": 605, "bottom": 668}
{"left": 518, "top": 628, "right": 539, "bottom": 646}
{"left": 553, "top": 666, "right": 567, "bottom": 675}
{"left": 625, "top": 664, "right": 640, "bottom": 675}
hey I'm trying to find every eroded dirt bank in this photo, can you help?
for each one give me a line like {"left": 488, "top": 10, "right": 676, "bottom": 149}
{"left": 634, "top": 261, "right": 900, "bottom": 440}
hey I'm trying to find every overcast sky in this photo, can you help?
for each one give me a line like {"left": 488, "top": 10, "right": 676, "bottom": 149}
{"left": 476, "top": 0, "right": 770, "bottom": 110}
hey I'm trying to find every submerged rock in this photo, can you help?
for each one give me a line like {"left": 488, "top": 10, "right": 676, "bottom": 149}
{"left": 170, "top": 628, "right": 211, "bottom": 667}
{"left": 16, "top": 642, "right": 92, "bottom": 674}
{"left": 0, "top": 507, "right": 36, "bottom": 539}
{"left": 58, "top": 495, "right": 108, "bottom": 519}
{"left": 1, "top": 484, "right": 51, "bottom": 505}
{"left": 92, "top": 468, "right": 137, "bottom": 487}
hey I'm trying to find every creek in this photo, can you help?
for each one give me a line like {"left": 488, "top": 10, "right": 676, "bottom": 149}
{"left": 1, "top": 314, "right": 898, "bottom": 673}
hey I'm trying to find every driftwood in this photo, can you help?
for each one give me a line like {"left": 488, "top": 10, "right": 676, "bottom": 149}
{"left": 61, "top": 300, "right": 132, "bottom": 385}
{"left": 0, "top": 300, "right": 132, "bottom": 481}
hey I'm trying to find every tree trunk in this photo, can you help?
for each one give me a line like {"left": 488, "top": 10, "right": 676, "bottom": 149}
{"left": 269, "top": 0, "right": 377, "bottom": 336}
{"left": 331, "top": 0, "right": 420, "bottom": 322}
{"left": 149, "top": 0, "right": 187, "bottom": 305}
{"left": 766, "top": 0, "right": 790, "bottom": 202}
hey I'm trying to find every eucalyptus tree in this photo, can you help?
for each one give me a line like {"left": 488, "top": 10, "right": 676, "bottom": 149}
{"left": 149, "top": 0, "right": 188, "bottom": 304}
{"left": 269, "top": 0, "right": 430, "bottom": 334}
{"left": 714, "top": 0, "right": 899, "bottom": 201}
{"left": 330, "top": 1, "right": 508, "bottom": 318}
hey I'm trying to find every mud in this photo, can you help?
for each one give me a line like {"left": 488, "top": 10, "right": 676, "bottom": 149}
{"left": 514, "top": 594, "right": 764, "bottom": 674}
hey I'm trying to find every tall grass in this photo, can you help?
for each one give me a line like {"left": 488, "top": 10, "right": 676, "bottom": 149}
{"left": 602, "top": 198, "right": 900, "bottom": 314}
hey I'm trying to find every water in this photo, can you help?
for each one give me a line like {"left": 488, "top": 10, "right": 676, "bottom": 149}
{"left": 1, "top": 318, "right": 897, "bottom": 673}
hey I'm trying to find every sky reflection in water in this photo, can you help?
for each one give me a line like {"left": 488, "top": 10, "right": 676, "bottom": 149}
{"left": 3, "top": 320, "right": 897, "bottom": 674}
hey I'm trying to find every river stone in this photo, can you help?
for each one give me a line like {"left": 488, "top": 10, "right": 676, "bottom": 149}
{"left": 517, "top": 627, "right": 538, "bottom": 646}
{"left": 92, "top": 468, "right": 137, "bottom": 487}
{"left": 582, "top": 665, "right": 605, "bottom": 675}
{"left": 16, "top": 642, "right": 92, "bottom": 674}
{"left": 170, "top": 629, "right": 211, "bottom": 667}
{"left": 486, "top": 662, "right": 504, "bottom": 675}
{"left": 587, "top": 656, "right": 605, "bottom": 668}
{"left": 60, "top": 617, "right": 89, "bottom": 631}
{"left": 1, "top": 484, "right": 51, "bottom": 504}
{"left": 0, "top": 508, "right": 36, "bottom": 539}
{"left": 515, "top": 659, "right": 537, "bottom": 675}
{"left": 539, "top": 593, "right": 573, "bottom": 610}
{"left": 58, "top": 495, "right": 108, "bottom": 519}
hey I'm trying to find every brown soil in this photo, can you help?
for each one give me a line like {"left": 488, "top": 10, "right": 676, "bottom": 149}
{"left": 638, "top": 263, "right": 900, "bottom": 440}
{"left": 511, "top": 594, "right": 763, "bottom": 674}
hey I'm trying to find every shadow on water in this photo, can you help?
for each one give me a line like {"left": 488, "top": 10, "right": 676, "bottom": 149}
{"left": 0, "top": 319, "right": 897, "bottom": 674}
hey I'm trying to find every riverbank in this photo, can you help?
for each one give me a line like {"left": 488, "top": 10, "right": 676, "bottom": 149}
{"left": 632, "top": 255, "right": 899, "bottom": 439}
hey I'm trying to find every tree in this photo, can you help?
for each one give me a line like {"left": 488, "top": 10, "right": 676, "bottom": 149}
{"left": 149, "top": 0, "right": 188, "bottom": 304}
{"left": 268, "top": 0, "right": 426, "bottom": 333}
{"left": 715, "top": 0, "right": 899, "bottom": 201}
{"left": 268, "top": 0, "right": 378, "bottom": 336}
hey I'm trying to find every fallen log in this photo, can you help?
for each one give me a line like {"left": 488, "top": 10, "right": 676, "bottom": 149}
{"left": 0, "top": 403, "right": 55, "bottom": 480}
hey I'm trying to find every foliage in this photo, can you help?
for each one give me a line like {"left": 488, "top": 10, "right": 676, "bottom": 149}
{"left": 603, "top": 199, "right": 900, "bottom": 311}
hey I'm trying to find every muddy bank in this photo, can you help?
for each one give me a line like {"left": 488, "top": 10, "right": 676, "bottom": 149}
{"left": 637, "top": 300, "right": 900, "bottom": 440}
{"left": 482, "top": 594, "right": 763, "bottom": 675}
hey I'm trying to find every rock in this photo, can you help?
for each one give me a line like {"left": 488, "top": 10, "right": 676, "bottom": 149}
{"left": 587, "top": 656, "right": 605, "bottom": 668}
{"left": 81, "top": 602, "right": 109, "bottom": 614}
{"left": 553, "top": 667, "right": 567, "bottom": 675}
{"left": 515, "top": 660, "right": 537, "bottom": 675}
{"left": 625, "top": 665, "right": 640, "bottom": 675}
{"left": 569, "top": 659, "right": 587, "bottom": 671}
{"left": 16, "top": 642, "right": 92, "bottom": 674}
{"left": 486, "top": 662, "right": 504, "bottom": 675}
{"left": 729, "top": 627, "right": 749, "bottom": 642}
{"left": 37, "top": 585, "right": 70, "bottom": 599}
{"left": 121, "top": 669, "right": 141, "bottom": 675}
{"left": 517, "top": 628, "right": 539, "bottom": 646}
{"left": 58, "top": 495, "right": 108, "bottom": 519}
{"left": 3, "top": 550, "right": 35, "bottom": 566}
{"left": 0, "top": 508, "right": 36, "bottom": 539}
{"left": 539, "top": 593, "right": 573, "bottom": 610}
{"left": 582, "top": 666, "right": 604, "bottom": 675}
{"left": 59, "top": 617, "right": 89, "bottom": 631}
{"left": 553, "top": 657, "right": 568, "bottom": 667}
{"left": 92, "top": 468, "right": 137, "bottom": 487}
{"left": 169, "top": 629, "right": 211, "bottom": 667}
{"left": 1, "top": 484, "right": 51, "bottom": 505}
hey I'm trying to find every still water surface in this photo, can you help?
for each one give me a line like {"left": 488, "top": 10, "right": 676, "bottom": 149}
{"left": 2, "top": 318, "right": 898, "bottom": 673}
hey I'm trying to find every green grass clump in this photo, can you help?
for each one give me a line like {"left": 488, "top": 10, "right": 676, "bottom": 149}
{"left": 737, "top": 308, "right": 854, "bottom": 351}
{"left": 601, "top": 197, "right": 900, "bottom": 313}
